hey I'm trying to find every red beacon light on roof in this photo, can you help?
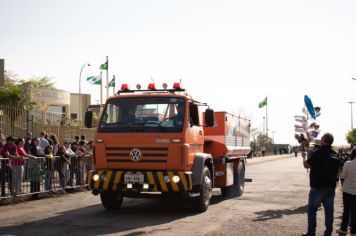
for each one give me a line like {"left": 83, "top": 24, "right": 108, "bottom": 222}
{"left": 148, "top": 83, "right": 156, "bottom": 90}
{"left": 121, "top": 84, "right": 129, "bottom": 91}
{"left": 173, "top": 82, "right": 181, "bottom": 90}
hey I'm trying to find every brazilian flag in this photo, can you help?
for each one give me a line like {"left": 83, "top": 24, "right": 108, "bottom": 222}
{"left": 258, "top": 97, "right": 267, "bottom": 108}
{"left": 100, "top": 60, "right": 108, "bottom": 70}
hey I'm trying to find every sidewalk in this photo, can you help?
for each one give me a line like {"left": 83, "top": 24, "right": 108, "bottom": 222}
{"left": 247, "top": 153, "right": 294, "bottom": 165}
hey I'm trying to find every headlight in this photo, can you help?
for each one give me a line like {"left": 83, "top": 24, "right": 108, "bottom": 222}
{"left": 93, "top": 174, "right": 99, "bottom": 182}
{"left": 172, "top": 175, "right": 180, "bottom": 183}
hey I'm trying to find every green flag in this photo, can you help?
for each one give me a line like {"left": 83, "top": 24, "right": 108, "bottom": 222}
{"left": 108, "top": 75, "right": 115, "bottom": 87}
{"left": 258, "top": 97, "right": 267, "bottom": 108}
{"left": 86, "top": 76, "right": 101, "bottom": 85}
{"left": 100, "top": 60, "right": 108, "bottom": 70}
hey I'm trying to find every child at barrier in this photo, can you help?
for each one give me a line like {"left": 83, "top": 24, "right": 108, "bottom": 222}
{"left": 27, "top": 138, "right": 44, "bottom": 176}
{"left": 31, "top": 158, "right": 43, "bottom": 194}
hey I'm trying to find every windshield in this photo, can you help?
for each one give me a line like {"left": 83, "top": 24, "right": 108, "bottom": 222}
{"left": 98, "top": 97, "right": 185, "bottom": 133}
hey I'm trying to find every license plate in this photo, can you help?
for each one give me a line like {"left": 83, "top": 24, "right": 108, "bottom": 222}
{"left": 124, "top": 174, "right": 144, "bottom": 183}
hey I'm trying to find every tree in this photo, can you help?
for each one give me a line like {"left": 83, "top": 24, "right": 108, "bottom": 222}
{"left": 0, "top": 85, "right": 32, "bottom": 134}
{"left": 0, "top": 85, "right": 31, "bottom": 109}
{"left": 256, "top": 133, "right": 273, "bottom": 149}
{"left": 346, "top": 129, "right": 356, "bottom": 144}
{"left": 27, "top": 76, "right": 55, "bottom": 89}
{"left": 0, "top": 73, "right": 55, "bottom": 109}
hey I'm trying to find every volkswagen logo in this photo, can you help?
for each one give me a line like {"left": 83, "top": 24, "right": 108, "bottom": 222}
{"left": 130, "top": 148, "right": 142, "bottom": 161}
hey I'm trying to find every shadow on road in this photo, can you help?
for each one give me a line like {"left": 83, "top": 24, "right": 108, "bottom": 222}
{"left": 253, "top": 205, "right": 307, "bottom": 221}
{"left": 0, "top": 194, "right": 228, "bottom": 236}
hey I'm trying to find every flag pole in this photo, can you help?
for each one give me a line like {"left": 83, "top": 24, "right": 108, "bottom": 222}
{"left": 106, "top": 55, "right": 109, "bottom": 99}
{"left": 112, "top": 75, "right": 115, "bottom": 96}
{"left": 266, "top": 96, "right": 268, "bottom": 137}
{"left": 100, "top": 71, "right": 103, "bottom": 104}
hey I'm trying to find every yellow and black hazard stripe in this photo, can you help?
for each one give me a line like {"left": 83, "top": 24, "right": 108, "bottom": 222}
{"left": 87, "top": 170, "right": 192, "bottom": 193}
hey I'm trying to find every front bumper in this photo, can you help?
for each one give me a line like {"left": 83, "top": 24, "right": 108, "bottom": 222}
{"left": 88, "top": 170, "right": 192, "bottom": 193}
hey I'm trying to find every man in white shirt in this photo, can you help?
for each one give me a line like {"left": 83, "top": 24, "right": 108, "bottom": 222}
{"left": 64, "top": 141, "right": 79, "bottom": 187}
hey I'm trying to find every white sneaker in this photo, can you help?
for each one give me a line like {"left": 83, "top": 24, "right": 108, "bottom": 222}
{"left": 336, "top": 228, "right": 347, "bottom": 235}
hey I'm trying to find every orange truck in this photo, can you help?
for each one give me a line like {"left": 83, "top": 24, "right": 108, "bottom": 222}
{"left": 85, "top": 83, "right": 251, "bottom": 212}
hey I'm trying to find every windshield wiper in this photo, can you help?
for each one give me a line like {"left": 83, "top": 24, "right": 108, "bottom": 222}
{"left": 128, "top": 122, "right": 145, "bottom": 131}
{"left": 100, "top": 122, "right": 129, "bottom": 128}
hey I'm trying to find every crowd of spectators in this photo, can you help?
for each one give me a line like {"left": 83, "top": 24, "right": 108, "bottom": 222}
{"left": 0, "top": 128, "right": 93, "bottom": 196}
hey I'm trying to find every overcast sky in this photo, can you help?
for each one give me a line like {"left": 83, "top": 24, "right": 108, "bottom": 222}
{"left": 1, "top": 0, "right": 356, "bottom": 145}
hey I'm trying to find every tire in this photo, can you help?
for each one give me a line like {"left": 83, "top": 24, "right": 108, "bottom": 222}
{"left": 221, "top": 161, "right": 245, "bottom": 198}
{"left": 192, "top": 166, "right": 213, "bottom": 212}
{"left": 100, "top": 191, "right": 123, "bottom": 210}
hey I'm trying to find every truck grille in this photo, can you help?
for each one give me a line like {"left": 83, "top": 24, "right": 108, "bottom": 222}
{"left": 106, "top": 147, "right": 168, "bottom": 163}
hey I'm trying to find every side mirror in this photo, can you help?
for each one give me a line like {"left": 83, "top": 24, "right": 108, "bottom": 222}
{"left": 205, "top": 109, "right": 215, "bottom": 127}
{"left": 84, "top": 111, "right": 93, "bottom": 128}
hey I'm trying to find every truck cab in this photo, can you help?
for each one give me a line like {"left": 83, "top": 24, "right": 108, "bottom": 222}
{"left": 85, "top": 83, "right": 250, "bottom": 212}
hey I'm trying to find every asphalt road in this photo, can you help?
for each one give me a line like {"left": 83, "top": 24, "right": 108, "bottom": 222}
{"left": 0, "top": 155, "right": 344, "bottom": 236}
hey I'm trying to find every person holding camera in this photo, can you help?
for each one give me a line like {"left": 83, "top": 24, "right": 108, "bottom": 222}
{"left": 302, "top": 133, "right": 343, "bottom": 236}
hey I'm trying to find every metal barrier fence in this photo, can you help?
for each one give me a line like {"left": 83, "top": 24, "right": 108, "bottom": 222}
{"left": 0, "top": 154, "right": 93, "bottom": 203}
{"left": 0, "top": 105, "right": 95, "bottom": 144}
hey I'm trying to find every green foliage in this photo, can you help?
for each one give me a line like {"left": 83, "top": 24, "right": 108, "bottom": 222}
{"left": 256, "top": 133, "right": 273, "bottom": 147}
{"left": 28, "top": 76, "right": 55, "bottom": 88}
{"left": 346, "top": 129, "right": 356, "bottom": 144}
{"left": 0, "top": 85, "right": 32, "bottom": 109}
{"left": 0, "top": 73, "right": 54, "bottom": 109}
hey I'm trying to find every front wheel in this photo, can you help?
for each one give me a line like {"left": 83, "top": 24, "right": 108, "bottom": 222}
{"left": 100, "top": 191, "right": 123, "bottom": 210}
{"left": 221, "top": 161, "right": 245, "bottom": 198}
{"left": 192, "top": 166, "right": 213, "bottom": 212}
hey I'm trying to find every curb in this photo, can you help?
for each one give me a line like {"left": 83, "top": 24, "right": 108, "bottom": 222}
{"left": 246, "top": 154, "right": 294, "bottom": 165}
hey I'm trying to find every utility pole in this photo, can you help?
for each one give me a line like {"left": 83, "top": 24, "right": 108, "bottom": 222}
{"left": 349, "top": 102, "right": 355, "bottom": 130}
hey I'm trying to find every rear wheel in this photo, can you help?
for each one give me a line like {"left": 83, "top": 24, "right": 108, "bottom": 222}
{"left": 100, "top": 191, "right": 123, "bottom": 210}
{"left": 192, "top": 166, "right": 213, "bottom": 212}
{"left": 221, "top": 161, "right": 245, "bottom": 198}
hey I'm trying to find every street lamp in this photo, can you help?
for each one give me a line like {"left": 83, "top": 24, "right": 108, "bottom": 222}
{"left": 349, "top": 102, "right": 355, "bottom": 130}
{"left": 79, "top": 62, "right": 90, "bottom": 125}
